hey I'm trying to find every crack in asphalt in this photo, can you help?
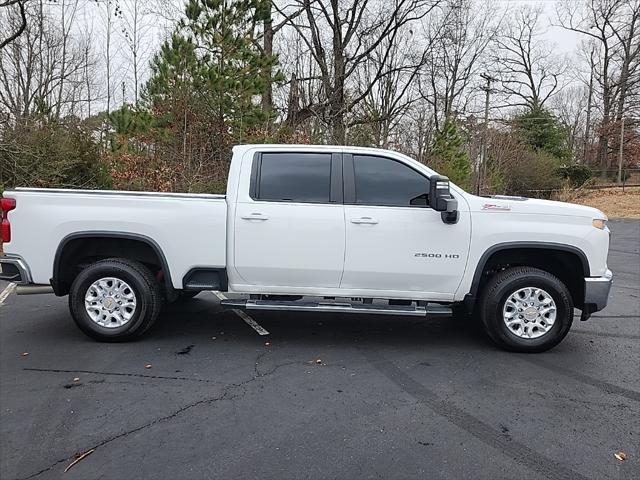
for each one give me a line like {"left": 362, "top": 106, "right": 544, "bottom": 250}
{"left": 18, "top": 351, "right": 313, "bottom": 480}
{"left": 23, "top": 368, "right": 222, "bottom": 384}
{"left": 19, "top": 387, "right": 239, "bottom": 480}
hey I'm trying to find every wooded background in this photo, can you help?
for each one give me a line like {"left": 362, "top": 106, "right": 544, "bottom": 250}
{"left": 1, "top": 0, "right": 639, "bottom": 197}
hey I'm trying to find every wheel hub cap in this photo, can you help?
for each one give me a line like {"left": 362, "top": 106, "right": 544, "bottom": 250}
{"left": 523, "top": 307, "right": 538, "bottom": 321}
{"left": 102, "top": 297, "right": 116, "bottom": 310}
{"left": 85, "top": 277, "right": 137, "bottom": 328}
{"left": 502, "top": 287, "right": 557, "bottom": 339}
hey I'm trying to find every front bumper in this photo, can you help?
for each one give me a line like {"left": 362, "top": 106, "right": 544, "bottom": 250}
{"left": 584, "top": 269, "right": 613, "bottom": 313}
{"left": 0, "top": 254, "right": 32, "bottom": 284}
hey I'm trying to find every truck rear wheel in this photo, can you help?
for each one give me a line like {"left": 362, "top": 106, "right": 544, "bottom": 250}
{"left": 69, "top": 258, "right": 163, "bottom": 342}
{"left": 479, "top": 266, "right": 573, "bottom": 353}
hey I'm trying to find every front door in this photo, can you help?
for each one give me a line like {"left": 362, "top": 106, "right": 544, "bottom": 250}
{"left": 233, "top": 151, "right": 345, "bottom": 288}
{"left": 340, "top": 154, "right": 470, "bottom": 298}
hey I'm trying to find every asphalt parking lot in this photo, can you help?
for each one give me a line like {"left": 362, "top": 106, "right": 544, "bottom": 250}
{"left": 1, "top": 219, "right": 638, "bottom": 480}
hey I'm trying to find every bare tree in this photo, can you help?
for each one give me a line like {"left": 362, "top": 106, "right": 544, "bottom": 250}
{"left": 551, "top": 85, "right": 588, "bottom": 155}
{"left": 275, "top": 0, "right": 441, "bottom": 144}
{"left": 94, "top": 0, "right": 118, "bottom": 114}
{"left": 0, "top": 2, "right": 90, "bottom": 121}
{"left": 0, "top": 0, "right": 27, "bottom": 50}
{"left": 419, "top": 0, "right": 502, "bottom": 131}
{"left": 351, "top": 28, "right": 424, "bottom": 147}
{"left": 557, "top": 0, "right": 640, "bottom": 170}
{"left": 51, "top": 0, "right": 81, "bottom": 118}
{"left": 494, "top": 5, "right": 566, "bottom": 111}
{"left": 118, "top": 0, "right": 160, "bottom": 105}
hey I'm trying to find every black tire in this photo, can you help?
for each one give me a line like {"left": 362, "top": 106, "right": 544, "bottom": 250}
{"left": 69, "top": 258, "right": 163, "bottom": 342}
{"left": 479, "top": 266, "right": 573, "bottom": 353}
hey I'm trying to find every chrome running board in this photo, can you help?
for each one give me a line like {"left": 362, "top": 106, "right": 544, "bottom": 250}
{"left": 220, "top": 299, "right": 452, "bottom": 318}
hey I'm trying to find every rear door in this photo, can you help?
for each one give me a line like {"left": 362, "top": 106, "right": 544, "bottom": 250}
{"left": 233, "top": 151, "right": 345, "bottom": 288}
{"left": 340, "top": 153, "right": 470, "bottom": 297}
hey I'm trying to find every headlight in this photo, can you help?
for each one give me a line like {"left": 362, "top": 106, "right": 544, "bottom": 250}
{"left": 592, "top": 219, "right": 607, "bottom": 230}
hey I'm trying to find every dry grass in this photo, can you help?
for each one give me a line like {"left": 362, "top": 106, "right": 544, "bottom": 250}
{"left": 568, "top": 186, "right": 640, "bottom": 219}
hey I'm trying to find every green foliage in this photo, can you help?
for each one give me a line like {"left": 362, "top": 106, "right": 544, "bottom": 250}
{"left": 484, "top": 161, "right": 506, "bottom": 194}
{"left": 504, "top": 149, "right": 562, "bottom": 198}
{"left": 0, "top": 120, "right": 111, "bottom": 190}
{"left": 108, "top": 105, "right": 154, "bottom": 152}
{"left": 144, "top": 33, "right": 199, "bottom": 106}
{"left": 134, "top": 0, "right": 283, "bottom": 192}
{"left": 430, "top": 118, "right": 472, "bottom": 190}
{"left": 557, "top": 163, "right": 593, "bottom": 187}
{"left": 109, "top": 105, "right": 154, "bottom": 136}
{"left": 513, "top": 106, "right": 571, "bottom": 160}
{"left": 144, "top": 0, "right": 279, "bottom": 137}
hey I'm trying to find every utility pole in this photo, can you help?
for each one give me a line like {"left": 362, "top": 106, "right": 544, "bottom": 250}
{"left": 617, "top": 117, "right": 625, "bottom": 184}
{"left": 477, "top": 74, "right": 494, "bottom": 195}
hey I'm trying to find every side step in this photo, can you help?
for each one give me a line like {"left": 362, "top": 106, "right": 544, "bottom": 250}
{"left": 220, "top": 299, "right": 452, "bottom": 318}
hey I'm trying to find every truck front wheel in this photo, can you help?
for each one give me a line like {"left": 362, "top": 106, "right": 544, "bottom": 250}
{"left": 479, "top": 266, "right": 573, "bottom": 353}
{"left": 69, "top": 258, "right": 163, "bottom": 342}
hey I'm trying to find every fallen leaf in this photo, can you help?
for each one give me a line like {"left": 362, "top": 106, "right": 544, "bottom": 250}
{"left": 144, "top": 364, "right": 152, "bottom": 369}
{"left": 614, "top": 451, "right": 627, "bottom": 461}
{"left": 64, "top": 449, "right": 95, "bottom": 472}
{"left": 21, "top": 352, "right": 29, "bottom": 356}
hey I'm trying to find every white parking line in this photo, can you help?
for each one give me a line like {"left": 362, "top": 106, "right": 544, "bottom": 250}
{"left": 0, "top": 283, "right": 16, "bottom": 306}
{"left": 211, "top": 291, "right": 270, "bottom": 336}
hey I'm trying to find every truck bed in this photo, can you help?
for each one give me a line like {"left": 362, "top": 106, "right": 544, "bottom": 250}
{"left": 2, "top": 188, "right": 227, "bottom": 289}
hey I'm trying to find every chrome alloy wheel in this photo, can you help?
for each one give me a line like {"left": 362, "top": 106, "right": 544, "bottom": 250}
{"left": 84, "top": 277, "right": 137, "bottom": 328}
{"left": 502, "top": 287, "right": 557, "bottom": 339}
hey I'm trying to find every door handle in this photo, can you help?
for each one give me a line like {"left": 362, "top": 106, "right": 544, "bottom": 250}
{"left": 241, "top": 213, "right": 269, "bottom": 221}
{"left": 351, "top": 217, "right": 378, "bottom": 225}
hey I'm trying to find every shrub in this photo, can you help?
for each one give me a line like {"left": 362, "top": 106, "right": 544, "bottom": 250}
{"left": 0, "top": 119, "right": 111, "bottom": 190}
{"left": 504, "top": 149, "right": 563, "bottom": 198}
{"left": 557, "top": 163, "right": 593, "bottom": 187}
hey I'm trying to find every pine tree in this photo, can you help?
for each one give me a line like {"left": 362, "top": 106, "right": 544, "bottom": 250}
{"left": 430, "top": 118, "right": 472, "bottom": 189}
{"left": 513, "top": 106, "right": 571, "bottom": 161}
{"left": 145, "top": 0, "right": 278, "bottom": 139}
{"left": 145, "top": 33, "right": 199, "bottom": 108}
{"left": 140, "top": 0, "right": 280, "bottom": 191}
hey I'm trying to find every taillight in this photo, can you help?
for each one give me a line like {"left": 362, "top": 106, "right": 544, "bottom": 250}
{"left": 1, "top": 197, "right": 16, "bottom": 243}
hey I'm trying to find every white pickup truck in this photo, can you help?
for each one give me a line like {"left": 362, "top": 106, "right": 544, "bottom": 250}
{"left": 1, "top": 144, "right": 613, "bottom": 351}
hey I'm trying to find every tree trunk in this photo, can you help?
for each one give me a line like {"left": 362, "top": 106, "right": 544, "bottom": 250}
{"left": 261, "top": 1, "right": 273, "bottom": 112}
{"left": 330, "top": 0, "right": 345, "bottom": 144}
{"left": 286, "top": 72, "right": 300, "bottom": 124}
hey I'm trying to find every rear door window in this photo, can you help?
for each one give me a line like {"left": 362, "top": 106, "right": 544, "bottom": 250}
{"left": 256, "top": 153, "right": 332, "bottom": 203}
